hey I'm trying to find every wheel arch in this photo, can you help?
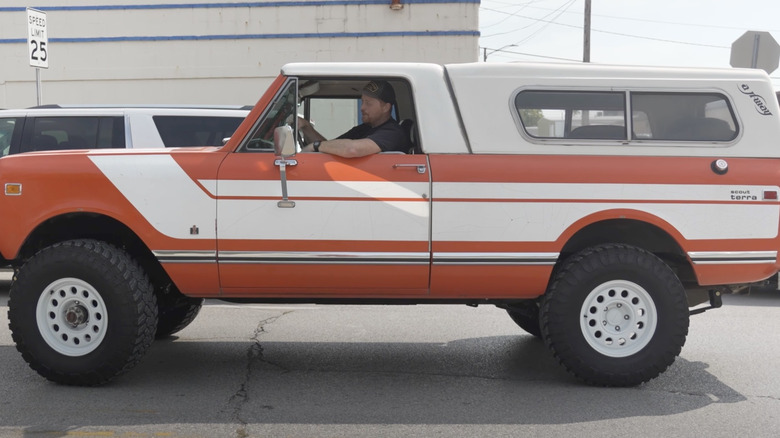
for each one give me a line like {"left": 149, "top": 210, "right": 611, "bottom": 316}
{"left": 15, "top": 212, "right": 172, "bottom": 290}
{"left": 557, "top": 211, "right": 696, "bottom": 286}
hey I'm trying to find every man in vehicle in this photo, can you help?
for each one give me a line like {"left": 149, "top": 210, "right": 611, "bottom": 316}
{"left": 298, "top": 80, "right": 411, "bottom": 157}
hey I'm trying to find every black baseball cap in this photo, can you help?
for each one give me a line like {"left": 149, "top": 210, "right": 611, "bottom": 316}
{"left": 362, "top": 80, "right": 396, "bottom": 105}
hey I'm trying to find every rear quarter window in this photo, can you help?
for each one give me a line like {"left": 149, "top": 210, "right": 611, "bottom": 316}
{"left": 631, "top": 92, "right": 737, "bottom": 141}
{"left": 514, "top": 91, "right": 626, "bottom": 139}
{"left": 514, "top": 90, "right": 738, "bottom": 143}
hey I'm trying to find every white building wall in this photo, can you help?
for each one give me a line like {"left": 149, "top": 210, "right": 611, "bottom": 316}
{"left": 0, "top": 0, "right": 479, "bottom": 108}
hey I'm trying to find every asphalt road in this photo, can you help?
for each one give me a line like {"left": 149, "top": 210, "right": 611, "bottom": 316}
{"left": 1, "top": 273, "right": 779, "bottom": 437}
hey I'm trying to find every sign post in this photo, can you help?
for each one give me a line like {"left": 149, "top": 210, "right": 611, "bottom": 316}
{"left": 26, "top": 8, "right": 48, "bottom": 106}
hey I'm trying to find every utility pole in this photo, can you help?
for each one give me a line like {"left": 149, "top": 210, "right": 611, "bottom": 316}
{"left": 583, "top": 0, "right": 591, "bottom": 63}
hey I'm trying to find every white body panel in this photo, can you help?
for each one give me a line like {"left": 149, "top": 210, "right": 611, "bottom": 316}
{"left": 432, "top": 182, "right": 780, "bottom": 241}
{"left": 445, "top": 62, "right": 780, "bottom": 157}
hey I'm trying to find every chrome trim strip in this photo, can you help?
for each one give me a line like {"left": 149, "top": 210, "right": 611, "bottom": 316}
{"left": 433, "top": 252, "right": 559, "bottom": 265}
{"left": 152, "top": 250, "right": 562, "bottom": 266}
{"left": 153, "top": 250, "right": 778, "bottom": 266}
{"left": 153, "top": 250, "right": 217, "bottom": 263}
{"left": 688, "top": 251, "right": 778, "bottom": 265}
{"left": 217, "top": 251, "right": 431, "bottom": 265}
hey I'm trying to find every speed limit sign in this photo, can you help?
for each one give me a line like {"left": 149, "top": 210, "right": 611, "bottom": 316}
{"left": 27, "top": 8, "right": 48, "bottom": 68}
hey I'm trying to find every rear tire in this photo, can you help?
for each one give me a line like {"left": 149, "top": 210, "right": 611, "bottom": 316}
{"left": 540, "top": 244, "right": 689, "bottom": 386}
{"left": 8, "top": 239, "right": 158, "bottom": 386}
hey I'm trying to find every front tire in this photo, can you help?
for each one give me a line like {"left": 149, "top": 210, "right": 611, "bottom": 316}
{"left": 540, "top": 244, "right": 689, "bottom": 386}
{"left": 8, "top": 239, "right": 158, "bottom": 386}
{"left": 505, "top": 301, "right": 542, "bottom": 338}
{"left": 155, "top": 290, "right": 203, "bottom": 339}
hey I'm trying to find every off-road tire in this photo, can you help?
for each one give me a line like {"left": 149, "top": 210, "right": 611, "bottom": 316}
{"left": 155, "top": 292, "right": 203, "bottom": 339}
{"left": 506, "top": 301, "right": 542, "bottom": 338}
{"left": 7, "top": 239, "right": 158, "bottom": 386}
{"left": 540, "top": 244, "right": 689, "bottom": 386}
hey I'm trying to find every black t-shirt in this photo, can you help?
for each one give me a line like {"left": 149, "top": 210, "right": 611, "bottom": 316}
{"left": 337, "top": 118, "right": 411, "bottom": 153}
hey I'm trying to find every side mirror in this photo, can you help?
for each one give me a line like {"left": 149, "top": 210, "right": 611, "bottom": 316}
{"left": 273, "top": 125, "right": 296, "bottom": 157}
{"left": 221, "top": 137, "right": 231, "bottom": 145}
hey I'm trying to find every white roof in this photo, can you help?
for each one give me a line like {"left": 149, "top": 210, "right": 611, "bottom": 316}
{"left": 283, "top": 61, "right": 770, "bottom": 83}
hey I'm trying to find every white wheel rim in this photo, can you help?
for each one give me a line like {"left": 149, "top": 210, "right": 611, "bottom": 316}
{"left": 580, "top": 280, "right": 657, "bottom": 358}
{"left": 36, "top": 278, "right": 108, "bottom": 356}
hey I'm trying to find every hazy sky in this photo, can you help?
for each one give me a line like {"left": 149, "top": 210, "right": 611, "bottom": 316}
{"left": 479, "top": 0, "right": 780, "bottom": 87}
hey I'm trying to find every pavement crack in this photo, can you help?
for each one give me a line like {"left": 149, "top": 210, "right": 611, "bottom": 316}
{"left": 225, "top": 311, "right": 292, "bottom": 435}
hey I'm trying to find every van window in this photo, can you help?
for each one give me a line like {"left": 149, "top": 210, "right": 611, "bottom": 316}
{"left": 0, "top": 117, "right": 20, "bottom": 156}
{"left": 514, "top": 91, "right": 626, "bottom": 140}
{"left": 153, "top": 116, "right": 244, "bottom": 147}
{"left": 21, "top": 117, "right": 124, "bottom": 153}
{"left": 631, "top": 92, "right": 737, "bottom": 141}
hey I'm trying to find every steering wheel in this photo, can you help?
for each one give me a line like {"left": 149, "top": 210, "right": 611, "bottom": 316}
{"left": 296, "top": 123, "right": 307, "bottom": 150}
{"left": 285, "top": 115, "right": 307, "bottom": 151}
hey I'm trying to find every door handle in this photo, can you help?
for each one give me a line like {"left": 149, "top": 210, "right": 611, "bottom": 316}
{"left": 393, "top": 164, "right": 426, "bottom": 174}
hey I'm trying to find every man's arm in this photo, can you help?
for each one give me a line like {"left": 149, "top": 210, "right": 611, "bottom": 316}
{"left": 302, "top": 138, "right": 381, "bottom": 158}
{"left": 298, "top": 117, "right": 326, "bottom": 144}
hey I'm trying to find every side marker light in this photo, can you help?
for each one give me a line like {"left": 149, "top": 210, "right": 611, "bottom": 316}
{"left": 4, "top": 183, "right": 22, "bottom": 196}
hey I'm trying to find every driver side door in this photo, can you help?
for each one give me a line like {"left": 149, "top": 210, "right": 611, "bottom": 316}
{"left": 215, "top": 78, "right": 432, "bottom": 297}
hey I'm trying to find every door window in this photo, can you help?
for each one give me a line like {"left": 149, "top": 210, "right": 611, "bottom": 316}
{"left": 242, "top": 79, "right": 298, "bottom": 152}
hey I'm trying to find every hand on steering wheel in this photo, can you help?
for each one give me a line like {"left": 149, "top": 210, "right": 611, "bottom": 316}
{"left": 296, "top": 116, "right": 310, "bottom": 149}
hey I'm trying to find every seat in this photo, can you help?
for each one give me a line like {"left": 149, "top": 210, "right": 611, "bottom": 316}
{"left": 400, "top": 119, "right": 421, "bottom": 154}
{"left": 665, "top": 117, "right": 736, "bottom": 141}
{"left": 59, "top": 134, "right": 88, "bottom": 149}
{"left": 31, "top": 134, "right": 59, "bottom": 151}
{"left": 568, "top": 125, "right": 626, "bottom": 140}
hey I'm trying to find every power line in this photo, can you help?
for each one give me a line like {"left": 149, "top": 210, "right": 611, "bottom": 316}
{"left": 482, "top": 0, "right": 576, "bottom": 57}
{"left": 592, "top": 27, "right": 728, "bottom": 49}
{"left": 481, "top": 4, "right": 573, "bottom": 38}
{"left": 480, "top": 0, "right": 545, "bottom": 30}
{"left": 480, "top": 1, "right": 780, "bottom": 33}
{"left": 508, "top": 0, "right": 578, "bottom": 46}
{"left": 482, "top": 46, "right": 581, "bottom": 62}
{"left": 480, "top": 7, "right": 730, "bottom": 49}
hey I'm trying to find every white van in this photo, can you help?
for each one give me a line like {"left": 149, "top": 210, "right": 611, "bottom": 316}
{"left": 0, "top": 105, "right": 251, "bottom": 156}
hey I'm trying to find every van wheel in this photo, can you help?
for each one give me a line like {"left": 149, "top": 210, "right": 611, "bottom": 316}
{"left": 540, "top": 244, "right": 689, "bottom": 386}
{"left": 7, "top": 239, "right": 158, "bottom": 386}
{"left": 505, "top": 301, "right": 542, "bottom": 338}
{"left": 156, "top": 291, "right": 203, "bottom": 339}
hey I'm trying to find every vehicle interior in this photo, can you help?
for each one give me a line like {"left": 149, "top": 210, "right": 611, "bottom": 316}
{"left": 298, "top": 78, "right": 419, "bottom": 153}
{"left": 244, "top": 77, "right": 420, "bottom": 154}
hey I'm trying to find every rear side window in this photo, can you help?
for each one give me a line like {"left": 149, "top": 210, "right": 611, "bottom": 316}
{"left": 153, "top": 116, "right": 244, "bottom": 147}
{"left": 514, "top": 90, "right": 738, "bottom": 143}
{"left": 21, "top": 117, "right": 125, "bottom": 153}
{"left": 515, "top": 91, "right": 626, "bottom": 140}
{"left": 631, "top": 93, "right": 737, "bottom": 141}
